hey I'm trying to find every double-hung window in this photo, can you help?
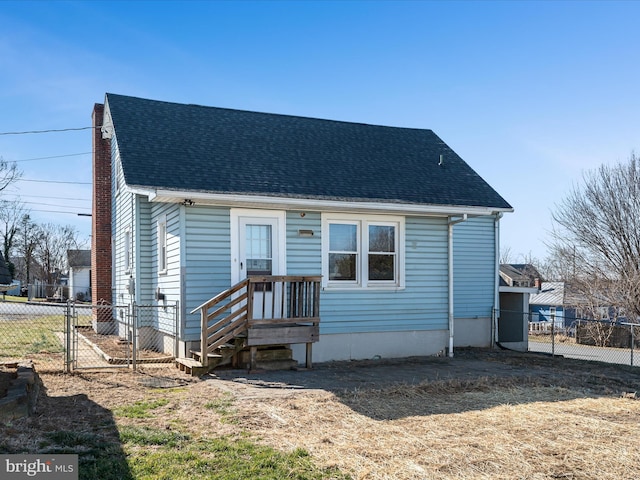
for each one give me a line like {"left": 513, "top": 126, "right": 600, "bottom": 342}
{"left": 158, "top": 216, "right": 167, "bottom": 274}
{"left": 322, "top": 214, "right": 404, "bottom": 289}
{"left": 124, "top": 229, "right": 131, "bottom": 273}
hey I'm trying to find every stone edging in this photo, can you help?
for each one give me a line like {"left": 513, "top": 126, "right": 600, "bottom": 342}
{"left": 0, "top": 361, "right": 39, "bottom": 422}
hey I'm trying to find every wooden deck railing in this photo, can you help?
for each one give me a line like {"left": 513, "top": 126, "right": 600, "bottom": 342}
{"left": 191, "top": 275, "right": 321, "bottom": 367}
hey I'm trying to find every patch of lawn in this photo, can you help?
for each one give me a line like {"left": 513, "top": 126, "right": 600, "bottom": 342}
{"left": 114, "top": 398, "right": 170, "bottom": 418}
{"left": 39, "top": 430, "right": 133, "bottom": 480}
{"left": 1, "top": 295, "right": 27, "bottom": 303}
{"left": 0, "top": 317, "right": 65, "bottom": 359}
{"left": 204, "top": 392, "right": 237, "bottom": 423}
{"left": 119, "top": 426, "right": 190, "bottom": 447}
{"left": 123, "top": 433, "right": 350, "bottom": 480}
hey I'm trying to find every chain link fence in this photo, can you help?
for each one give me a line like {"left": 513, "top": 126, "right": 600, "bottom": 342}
{"left": 500, "top": 308, "right": 640, "bottom": 367}
{"left": 0, "top": 299, "right": 178, "bottom": 373}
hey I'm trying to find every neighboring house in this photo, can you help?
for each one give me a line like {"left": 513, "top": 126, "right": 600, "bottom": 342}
{"left": 499, "top": 264, "right": 541, "bottom": 289}
{"left": 529, "top": 282, "right": 576, "bottom": 329}
{"left": 497, "top": 264, "right": 541, "bottom": 351}
{"left": 91, "top": 93, "right": 513, "bottom": 365}
{"left": 9, "top": 256, "right": 43, "bottom": 294}
{"left": 68, "top": 249, "right": 91, "bottom": 302}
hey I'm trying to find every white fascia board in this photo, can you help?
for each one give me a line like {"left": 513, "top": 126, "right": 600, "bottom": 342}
{"left": 131, "top": 188, "right": 513, "bottom": 217}
{"left": 101, "top": 97, "right": 114, "bottom": 140}
{"left": 499, "top": 286, "right": 540, "bottom": 294}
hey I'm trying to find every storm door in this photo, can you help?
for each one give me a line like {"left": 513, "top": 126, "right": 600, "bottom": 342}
{"left": 231, "top": 210, "right": 285, "bottom": 320}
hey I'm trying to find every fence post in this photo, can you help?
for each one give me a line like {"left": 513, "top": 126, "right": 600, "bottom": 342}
{"left": 551, "top": 317, "right": 555, "bottom": 357}
{"left": 174, "top": 301, "right": 179, "bottom": 359}
{"left": 631, "top": 325, "right": 635, "bottom": 367}
{"left": 65, "top": 300, "right": 72, "bottom": 373}
{"left": 131, "top": 302, "right": 137, "bottom": 372}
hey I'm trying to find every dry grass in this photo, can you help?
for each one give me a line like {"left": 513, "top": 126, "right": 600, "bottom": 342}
{"left": 220, "top": 379, "right": 640, "bottom": 479}
{"left": 2, "top": 353, "right": 640, "bottom": 479}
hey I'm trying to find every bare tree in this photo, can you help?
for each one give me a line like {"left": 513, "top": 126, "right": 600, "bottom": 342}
{"left": 14, "top": 214, "right": 42, "bottom": 287}
{"left": 0, "top": 157, "right": 21, "bottom": 193}
{"left": 0, "top": 200, "right": 27, "bottom": 278}
{"left": 550, "top": 153, "right": 640, "bottom": 320}
{"left": 34, "top": 223, "right": 82, "bottom": 295}
{"left": 499, "top": 246, "right": 514, "bottom": 264}
{"left": 539, "top": 244, "right": 579, "bottom": 281}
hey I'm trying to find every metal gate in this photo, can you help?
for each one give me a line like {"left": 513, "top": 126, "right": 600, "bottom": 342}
{"left": 67, "top": 302, "right": 178, "bottom": 371}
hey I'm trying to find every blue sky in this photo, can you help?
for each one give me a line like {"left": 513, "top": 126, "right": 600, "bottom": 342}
{"left": 1, "top": 0, "right": 639, "bottom": 261}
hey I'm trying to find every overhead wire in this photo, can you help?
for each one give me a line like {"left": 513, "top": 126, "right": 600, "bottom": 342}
{"left": 0, "top": 126, "right": 96, "bottom": 219}
{"left": 5, "top": 194, "right": 89, "bottom": 201}
{"left": 0, "top": 126, "right": 96, "bottom": 136}
{"left": 18, "top": 178, "right": 91, "bottom": 185}
{"left": 8, "top": 152, "right": 92, "bottom": 163}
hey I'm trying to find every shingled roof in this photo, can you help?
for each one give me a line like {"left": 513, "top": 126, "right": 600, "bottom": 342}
{"left": 105, "top": 93, "right": 512, "bottom": 210}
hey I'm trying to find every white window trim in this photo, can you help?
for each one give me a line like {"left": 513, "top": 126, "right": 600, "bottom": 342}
{"left": 321, "top": 213, "right": 405, "bottom": 290}
{"left": 114, "top": 152, "right": 122, "bottom": 197}
{"left": 230, "top": 208, "right": 286, "bottom": 285}
{"left": 124, "top": 228, "right": 131, "bottom": 274}
{"left": 158, "top": 215, "right": 168, "bottom": 275}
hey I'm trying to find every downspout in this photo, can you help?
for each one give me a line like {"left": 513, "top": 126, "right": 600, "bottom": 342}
{"left": 448, "top": 214, "right": 467, "bottom": 357}
{"left": 493, "top": 212, "right": 503, "bottom": 346}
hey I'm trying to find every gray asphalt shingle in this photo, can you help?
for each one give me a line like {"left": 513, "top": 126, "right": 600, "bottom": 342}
{"left": 106, "top": 93, "right": 512, "bottom": 210}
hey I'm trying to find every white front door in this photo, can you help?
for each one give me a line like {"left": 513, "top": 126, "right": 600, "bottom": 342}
{"left": 231, "top": 209, "right": 286, "bottom": 319}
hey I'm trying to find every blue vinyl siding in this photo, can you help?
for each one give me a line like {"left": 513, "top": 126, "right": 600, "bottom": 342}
{"left": 111, "top": 135, "right": 134, "bottom": 307}
{"left": 453, "top": 216, "right": 496, "bottom": 318}
{"left": 530, "top": 305, "right": 575, "bottom": 327}
{"left": 319, "top": 216, "right": 448, "bottom": 334}
{"left": 179, "top": 209, "right": 451, "bottom": 339}
{"left": 134, "top": 203, "right": 496, "bottom": 340}
{"left": 286, "top": 211, "right": 322, "bottom": 275}
{"left": 182, "top": 205, "right": 231, "bottom": 340}
{"left": 137, "top": 197, "right": 153, "bottom": 302}
{"left": 142, "top": 202, "right": 180, "bottom": 333}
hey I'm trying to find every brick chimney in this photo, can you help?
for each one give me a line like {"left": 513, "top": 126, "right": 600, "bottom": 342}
{"left": 91, "top": 103, "right": 113, "bottom": 331}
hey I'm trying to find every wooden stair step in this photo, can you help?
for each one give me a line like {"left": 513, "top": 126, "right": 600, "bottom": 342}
{"left": 189, "top": 350, "right": 223, "bottom": 361}
{"left": 176, "top": 357, "right": 202, "bottom": 368}
{"left": 175, "top": 357, "right": 203, "bottom": 375}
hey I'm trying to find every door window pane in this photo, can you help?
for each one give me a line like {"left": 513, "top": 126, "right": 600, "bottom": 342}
{"left": 246, "top": 224, "right": 272, "bottom": 276}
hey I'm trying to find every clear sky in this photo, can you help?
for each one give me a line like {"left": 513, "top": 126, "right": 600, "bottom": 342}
{"left": 1, "top": 0, "right": 638, "bottom": 261}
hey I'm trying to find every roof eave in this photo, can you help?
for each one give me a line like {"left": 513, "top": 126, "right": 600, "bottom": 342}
{"left": 128, "top": 187, "right": 514, "bottom": 216}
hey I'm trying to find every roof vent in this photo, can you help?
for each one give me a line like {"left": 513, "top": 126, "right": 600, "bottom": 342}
{"left": 439, "top": 154, "right": 444, "bottom": 166}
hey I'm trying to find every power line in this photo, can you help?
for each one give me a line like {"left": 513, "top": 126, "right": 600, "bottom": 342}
{"left": 28, "top": 208, "right": 93, "bottom": 215}
{"left": 0, "top": 126, "right": 96, "bottom": 136}
{"left": 18, "top": 178, "right": 91, "bottom": 185}
{"left": 8, "top": 152, "right": 92, "bottom": 163}
{"left": 20, "top": 200, "right": 90, "bottom": 210}
{"left": 6, "top": 194, "right": 89, "bottom": 201}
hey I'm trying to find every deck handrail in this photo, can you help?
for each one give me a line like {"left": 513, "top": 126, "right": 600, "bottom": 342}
{"left": 191, "top": 275, "right": 321, "bottom": 367}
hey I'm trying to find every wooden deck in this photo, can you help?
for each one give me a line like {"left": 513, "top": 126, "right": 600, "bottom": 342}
{"left": 176, "top": 275, "right": 321, "bottom": 374}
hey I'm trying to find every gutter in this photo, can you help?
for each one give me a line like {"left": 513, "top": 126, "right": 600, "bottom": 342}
{"left": 138, "top": 188, "right": 514, "bottom": 217}
{"left": 448, "top": 214, "right": 467, "bottom": 357}
{"left": 493, "top": 212, "right": 504, "bottom": 346}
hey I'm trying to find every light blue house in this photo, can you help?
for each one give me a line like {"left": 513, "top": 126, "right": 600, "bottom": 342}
{"left": 92, "top": 93, "right": 513, "bottom": 369}
{"left": 530, "top": 282, "right": 577, "bottom": 329}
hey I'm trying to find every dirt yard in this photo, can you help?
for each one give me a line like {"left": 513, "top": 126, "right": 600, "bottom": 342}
{"left": 3, "top": 349, "right": 640, "bottom": 479}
